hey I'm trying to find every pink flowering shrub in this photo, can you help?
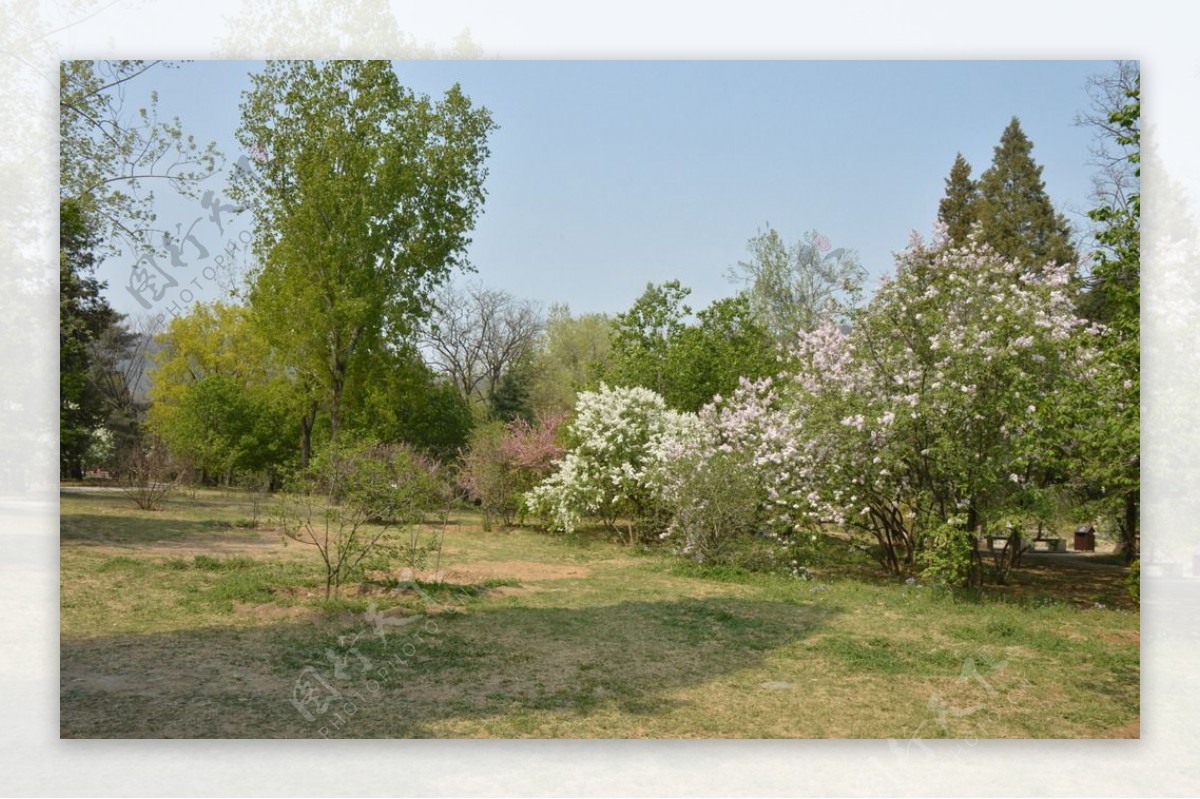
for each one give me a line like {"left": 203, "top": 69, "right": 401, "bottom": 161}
{"left": 459, "top": 413, "right": 566, "bottom": 530}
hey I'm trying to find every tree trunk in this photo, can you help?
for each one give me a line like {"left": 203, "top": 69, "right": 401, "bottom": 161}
{"left": 1122, "top": 489, "right": 1139, "bottom": 564}
{"left": 300, "top": 415, "right": 314, "bottom": 469}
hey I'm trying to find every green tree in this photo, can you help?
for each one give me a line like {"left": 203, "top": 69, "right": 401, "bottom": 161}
{"left": 668, "top": 294, "right": 776, "bottom": 412}
{"left": 59, "top": 60, "right": 221, "bottom": 254}
{"left": 526, "top": 304, "right": 614, "bottom": 415}
{"left": 974, "top": 118, "right": 1077, "bottom": 270}
{"left": 87, "top": 315, "right": 159, "bottom": 466}
{"left": 338, "top": 341, "right": 474, "bottom": 460}
{"left": 163, "top": 375, "right": 291, "bottom": 484}
{"left": 713, "top": 229, "right": 1096, "bottom": 578}
{"left": 609, "top": 283, "right": 776, "bottom": 412}
{"left": 609, "top": 280, "right": 692, "bottom": 400}
{"left": 60, "top": 198, "right": 120, "bottom": 478}
{"left": 147, "top": 302, "right": 294, "bottom": 482}
{"left": 278, "top": 439, "right": 450, "bottom": 599}
{"left": 727, "top": 225, "right": 865, "bottom": 345}
{"left": 231, "top": 60, "right": 495, "bottom": 459}
{"left": 1073, "top": 72, "right": 1140, "bottom": 561}
{"left": 937, "top": 153, "right": 978, "bottom": 243}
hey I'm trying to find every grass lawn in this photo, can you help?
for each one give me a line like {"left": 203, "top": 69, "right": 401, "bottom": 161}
{"left": 60, "top": 488, "right": 1139, "bottom": 739}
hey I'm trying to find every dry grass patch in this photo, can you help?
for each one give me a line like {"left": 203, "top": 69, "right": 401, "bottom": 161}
{"left": 61, "top": 491, "right": 1139, "bottom": 738}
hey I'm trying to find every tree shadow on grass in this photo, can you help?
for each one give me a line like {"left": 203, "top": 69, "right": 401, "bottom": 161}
{"left": 60, "top": 596, "right": 840, "bottom": 738}
{"left": 60, "top": 512, "right": 271, "bottom": 547}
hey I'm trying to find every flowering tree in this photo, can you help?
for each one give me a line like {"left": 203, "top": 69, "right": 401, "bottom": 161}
{"left": 525, "top": 384, "right": 696, "bottom": 543}
{"left": 459, "top": 413, "right": 566, "bottom": 530}
{"left": 712, "top": 227, "right": 1098, "bottom": 576}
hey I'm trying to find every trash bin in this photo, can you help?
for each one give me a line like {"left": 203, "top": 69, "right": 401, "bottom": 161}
{"left": 1073, "top": 524, "right": 1096, "bottom": 552}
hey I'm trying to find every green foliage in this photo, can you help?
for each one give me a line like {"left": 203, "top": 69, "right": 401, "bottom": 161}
{"left": 1126, "top": 559, "right": 1140, "bottom": 603}
{"left": 459, "top": 422, "right": 513, "bottom": 531}
{"left": 60, "top": 198, "right": 121, "bottom": 478}
{"left": 148, "top": 302, "right": 294, "bottom": 482}
{"left": 974, "top": 118, "right": 1077, "bottom": 270}
{"left": 339, "top": 343, "right": 475, "bottom": 460}
{"left": 526, "top": 304, "right": 614, "bottom": 415}
{"left": 608, "top": 282, "right": 776, "bottom": 412}
{"left": 669, "top": 294, "right": 777, "bottom": 412}
{"left": 917, "top": 523, "right": 975, "bottom": 588}
{"left": 1071, "top": 72, "right": 1140, "bottom": 560}
{"left": 278, "top": 438, "right": 451, "bottom": 597}
{"left": 727, "top": 225, "right": 865, "bottom": 344}
{"left": 488, "top": 361, "right": 536, "bottom": 424}
{"left": 660, "top": 447, "right": 760, "bottom": 564}
{"left": 609, "top": 280, "right": 693, "bottom": 400}
{"left": 937, "top": 153, "right": 977, "bottom": 243}
{"left": 232, "top": 60, "right": 496, "bottom": 447}
{"left": 161, "top": 375, "right": 291, "bottom": 482}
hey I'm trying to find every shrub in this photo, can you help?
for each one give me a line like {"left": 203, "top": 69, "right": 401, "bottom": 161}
{"left": 707, "top": 228, "right": 1098, "bottom": 574}
{"left": 658, "top": 447, "right": 760, "bottom": 564}
{"left": 525, "top": 384, "right": 694, "bottom": 543}
{"left": 277, "top": 439, "right": 450, "bottom": 598}
{"left": 458, "top": 414, "right": 565, "bottom": 531}
{"left": 917, "top": 522, "right": 976, "bottom": 588}
{"left": 1126, "top": 558, "right": 1140, "bottom": 603}
{"left": 116, "top": 437, "right": 183, "bottom": 510}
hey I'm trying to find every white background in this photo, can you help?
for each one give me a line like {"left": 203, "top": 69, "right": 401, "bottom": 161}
{"left": 2, "top": 1, "right": 1196, "bottom": 795}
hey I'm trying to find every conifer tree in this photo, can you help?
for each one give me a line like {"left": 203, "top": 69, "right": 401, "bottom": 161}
{"left": 937, "top": 152, "right": 978, "bottom": 243}
{"left": 974, "top": 117, "right": 1077, "bottom": 269}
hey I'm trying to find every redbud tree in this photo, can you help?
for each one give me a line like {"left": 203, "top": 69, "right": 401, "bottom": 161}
{"left": 458, "top": 413, "right": 565, "bottom": 530}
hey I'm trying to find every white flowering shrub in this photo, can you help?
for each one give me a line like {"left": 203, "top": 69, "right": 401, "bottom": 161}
{"left": 525, "top": 384, "right": 698, "bottom": 543}
{"left": 712, "top": 227, "right": 1100, "bottom": 576}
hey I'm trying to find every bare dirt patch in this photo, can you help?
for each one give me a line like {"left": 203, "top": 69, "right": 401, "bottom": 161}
{"left": 232, "top": 603, "right": 324, "bottom": 622}
{"left": 1097, "top": 628, "right": 1140, "bottom": 646}
{"left": 441, "top": 560, "right": 591, "bottom": 582}
{"left": 365, "top": 561, "right": 590, "bottom": 585}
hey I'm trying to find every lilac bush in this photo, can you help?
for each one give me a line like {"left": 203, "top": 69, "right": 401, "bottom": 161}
{"left": 525, "top": 384, "right": 698, "bottom": 543}
{"left": 710, "top": 227, "right": 1099, "bottom": 575}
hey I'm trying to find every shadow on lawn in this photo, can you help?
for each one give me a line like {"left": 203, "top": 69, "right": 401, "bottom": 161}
{"left": 60, "top": 596, "right": 839, "bottom": 738}
{"left": 60, "top": 512, "right": 263, "bottom": 545}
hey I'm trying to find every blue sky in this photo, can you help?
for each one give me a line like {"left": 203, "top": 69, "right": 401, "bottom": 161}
{"left": 100, "top": 59, "right": 1116, "bottom": 320}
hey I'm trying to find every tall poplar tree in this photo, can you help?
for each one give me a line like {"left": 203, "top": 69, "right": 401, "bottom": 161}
{"left": 231, "top": 60, "right": 495, "bottom": 462}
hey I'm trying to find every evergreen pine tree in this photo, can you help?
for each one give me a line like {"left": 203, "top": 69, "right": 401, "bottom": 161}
{"left": 60, "top": 198, "right": 121, "bottom": 478}
{"left": 975, "top": 117, "right": 1077, "bottom": 269}
{"left": 937, "top": 153, "right": 978, "bottom": 243}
